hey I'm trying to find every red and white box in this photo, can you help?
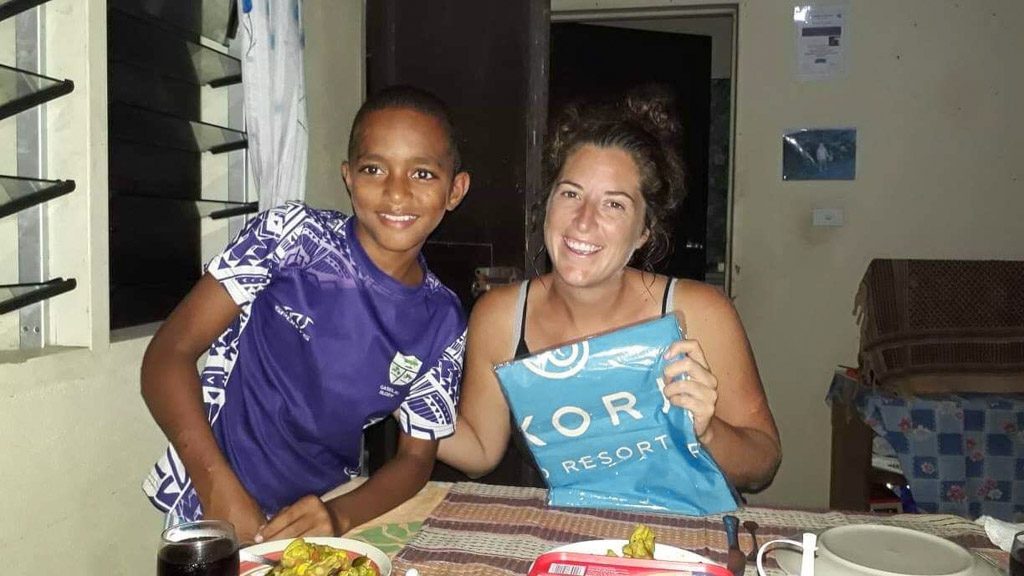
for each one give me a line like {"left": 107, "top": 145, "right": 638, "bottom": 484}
{"left": 528, "top": 552, "right": 734, "bottom": 576}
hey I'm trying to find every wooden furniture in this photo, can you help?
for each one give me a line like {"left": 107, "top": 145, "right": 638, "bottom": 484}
{"left": 829, "top": 380, "right": 907, "bottom": 512}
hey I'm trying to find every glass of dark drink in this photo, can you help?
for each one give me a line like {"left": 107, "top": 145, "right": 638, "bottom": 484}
{"left": 158, "top": 520, "right": 240, "bottom": 576}
{"left": 1011, "top": 531, "right": 1024, "bottom": 576}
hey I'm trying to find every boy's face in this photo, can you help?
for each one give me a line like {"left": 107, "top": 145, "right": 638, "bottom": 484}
{"left": 342, "top": 107, "right": 469, "bottom": 270}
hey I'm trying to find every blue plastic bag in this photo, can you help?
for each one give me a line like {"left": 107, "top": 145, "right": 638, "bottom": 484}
{"left": 494, "top": 314, "right": 739, "bottom": 515}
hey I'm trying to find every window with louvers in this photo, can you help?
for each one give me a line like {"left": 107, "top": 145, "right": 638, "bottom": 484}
{"left": 106, "top": 0, "right": 253, "bottom": 329}
{"left": 0, "top": 0, "right": 77, "bottom": 342}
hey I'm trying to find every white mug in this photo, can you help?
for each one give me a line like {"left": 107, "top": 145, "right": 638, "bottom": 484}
{"left": 756, "top": 532, "right": 818, "bottom": 576}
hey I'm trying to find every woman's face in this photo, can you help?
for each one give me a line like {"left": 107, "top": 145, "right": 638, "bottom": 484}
{"left": 544, "top": 145, "right": 649, "bottom": 288}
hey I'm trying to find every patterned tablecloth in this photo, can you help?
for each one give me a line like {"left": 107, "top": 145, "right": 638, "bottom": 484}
{"left": 385, "top": 482, "right": 1006, "bottom": 576}
{"left": 340, "top": 479, "right": 451, "bottom": 555}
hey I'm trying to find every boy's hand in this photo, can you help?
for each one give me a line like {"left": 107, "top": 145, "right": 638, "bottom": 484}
{"left": 203, "top": 479, "right": 266, "bottom": 545}
{"left": 257, "top": 495, "right": 339, "bottom": 542}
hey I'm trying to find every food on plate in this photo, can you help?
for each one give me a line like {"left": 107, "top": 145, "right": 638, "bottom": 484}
{"left": 268, "top": 538, "right": 376, "bottom": 576}
{"left": 606, "top": 524, "right": 656, "bottom": 560}
{"left": 622, "top": 524, "right": 656, "bottom": 559}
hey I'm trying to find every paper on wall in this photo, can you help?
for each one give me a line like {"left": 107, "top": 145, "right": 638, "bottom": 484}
{"left": 794, "top": 4, "right": 848, "bottom": 81}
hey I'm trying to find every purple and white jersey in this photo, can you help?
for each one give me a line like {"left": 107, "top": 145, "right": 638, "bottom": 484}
{"left": 143, "top": 202, "right": 466, "bottom": 521}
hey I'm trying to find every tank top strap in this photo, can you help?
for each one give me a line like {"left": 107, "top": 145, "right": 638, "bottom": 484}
{"left": 511, "top": 280, "right": 532, "bottom": 358}
{"left": 662, "top": 277, "right": 679, "bottom": 315}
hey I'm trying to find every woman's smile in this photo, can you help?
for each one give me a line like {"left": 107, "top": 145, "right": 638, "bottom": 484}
{"left": 563, "top": 236, "right": 603, "bottom": 256}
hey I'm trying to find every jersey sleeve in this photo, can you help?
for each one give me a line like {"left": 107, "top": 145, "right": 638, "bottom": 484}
{"left": 205, "top": 201, "right": 310, "bottom": 306}
{"left": 397, "top": 327, "right": 466, "bottom": 440}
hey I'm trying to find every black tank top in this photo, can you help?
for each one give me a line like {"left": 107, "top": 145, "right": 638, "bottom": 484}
{"left": 499, "top": 278, "right": 678, "bottom": 488}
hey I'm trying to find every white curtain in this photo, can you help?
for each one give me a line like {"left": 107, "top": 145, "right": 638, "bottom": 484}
{"left": 238, "top": 0, "right": 308, "bottom": 211}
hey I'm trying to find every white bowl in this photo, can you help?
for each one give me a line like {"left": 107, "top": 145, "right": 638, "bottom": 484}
{"left": 550, "top": 539, "right": 718, "bottom": 564}
{"left": 774, "top": 525, "right": 1000, "bottom": 576}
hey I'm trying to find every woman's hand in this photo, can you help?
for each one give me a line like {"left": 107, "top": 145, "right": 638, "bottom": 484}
{"left": 661, "top": 339, "right": 719, "bottom": 442}
{"left": 257, "top": 495, "right": 338, "bottom": 542}
{"left": 201, "top": 478, "right": 266, "bottom": 545}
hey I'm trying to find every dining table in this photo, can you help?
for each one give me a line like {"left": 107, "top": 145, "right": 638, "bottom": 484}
{"left": 340, "top": 480, "right": 1009, "bottom": 576}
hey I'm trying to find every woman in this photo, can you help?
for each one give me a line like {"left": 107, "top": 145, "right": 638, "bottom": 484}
{"left": 438, "top": 89, "right": 780, "bottom": 493}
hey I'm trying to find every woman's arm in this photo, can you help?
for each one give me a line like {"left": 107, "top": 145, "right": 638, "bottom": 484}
{"left": 140, "top": 273, "right": 266, "bottom": 539}
{"left": 436, "top": 285, "right": 521, "bottom": 477}
{"left": 664, "top": 281, "right": 781, "bottom": 492}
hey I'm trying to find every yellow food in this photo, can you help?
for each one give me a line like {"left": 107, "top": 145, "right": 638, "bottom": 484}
{"left": 269, "top": 538, "right": 377, "bottom": 576}
{"left": 622, "top": 524, "right": 656, "bottom": 559}
{"left": 606, "top": 524, "right": 656, "bottom": 560}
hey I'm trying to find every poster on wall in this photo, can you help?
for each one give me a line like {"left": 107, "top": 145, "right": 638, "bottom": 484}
{"left": 794, "top": 4, "right": 848, "bottom": 81}
{"left": 782, "top": 128, "right": 857, "bottom": 181}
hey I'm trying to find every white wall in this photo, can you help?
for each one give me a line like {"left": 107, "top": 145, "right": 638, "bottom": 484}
{"left": 0, "top": 338, "right": 167, "bottom": 574}
{"left": 303, "top": 0, "right": 363, "bottom": 214}
{"left": 555, "top": 0, "right": 1024, "bottom": 508}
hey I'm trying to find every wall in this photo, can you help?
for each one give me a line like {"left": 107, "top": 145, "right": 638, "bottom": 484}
{"left": 0, "top": 338, "right": 167, "bottom": 574}
{"left": 554, "top": 0, "right": 1024, "bottom": 508}
{"left": 303, "top": 0, "right": 363, "bottom": 214}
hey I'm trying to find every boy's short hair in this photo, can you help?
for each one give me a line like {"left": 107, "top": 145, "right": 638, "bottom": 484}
{"left": 347, "top": 85, "right": 463, "bottom": 172}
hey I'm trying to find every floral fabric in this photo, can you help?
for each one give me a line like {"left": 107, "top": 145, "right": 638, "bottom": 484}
{"left": 830, "top": 370, "right": 1024, "bottom": 521}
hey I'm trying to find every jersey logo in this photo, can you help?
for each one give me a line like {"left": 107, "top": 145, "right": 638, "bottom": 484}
{"left": 274, "top": 304, "right": 314, "bottom": 341}
{"left": 389, "top": 352, "right": 423, "bottom": 387}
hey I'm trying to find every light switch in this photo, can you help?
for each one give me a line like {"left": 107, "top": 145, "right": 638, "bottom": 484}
{"left": 812, "top": 208, "right": 845, "bottom": 227}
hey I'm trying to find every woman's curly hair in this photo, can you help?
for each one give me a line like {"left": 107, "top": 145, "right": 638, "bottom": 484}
{"left": 540, "top": 84, "right": 687, "bottom": 270}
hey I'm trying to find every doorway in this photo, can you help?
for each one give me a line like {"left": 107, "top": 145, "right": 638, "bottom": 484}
{"left": 552, "top": 13, "right": 736, "bottom": 288}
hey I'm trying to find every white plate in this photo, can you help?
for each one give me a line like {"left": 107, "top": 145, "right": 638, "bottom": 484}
{"left": 773, "top": 525, "right": 1001, "bottom": 576}
{"left": 551, "top": 539, "right": 720, "bottom": 565}
{"left": 239, "top": 536, "right": 392, "bottom": 576}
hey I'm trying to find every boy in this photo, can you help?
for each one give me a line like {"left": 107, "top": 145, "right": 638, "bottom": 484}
{"left": 141, "top": 86, "right": 470, "bottom": 542}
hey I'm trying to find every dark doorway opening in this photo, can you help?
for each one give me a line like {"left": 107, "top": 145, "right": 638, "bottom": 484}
{"left": 550, "top": 22, "right": 712, "bottom": 281}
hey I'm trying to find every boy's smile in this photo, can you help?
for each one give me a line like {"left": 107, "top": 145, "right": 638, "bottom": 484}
{"left": 343, "top": 107, "right": 470, "bottom": 285}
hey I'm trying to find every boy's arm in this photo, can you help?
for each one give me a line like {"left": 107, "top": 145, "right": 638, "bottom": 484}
{"left": 141, "top": 273, "right": 266, "bottom": 540}
{"left": 257, "top": 432, "right": 437, "bottom": 539}
{"left": 329, "top": 432, "right": 437, "bottom": 532}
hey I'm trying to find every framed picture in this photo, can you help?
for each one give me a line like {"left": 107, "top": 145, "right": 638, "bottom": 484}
{"left": 782, "top": 128, "right": 857, "bottom": 181}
